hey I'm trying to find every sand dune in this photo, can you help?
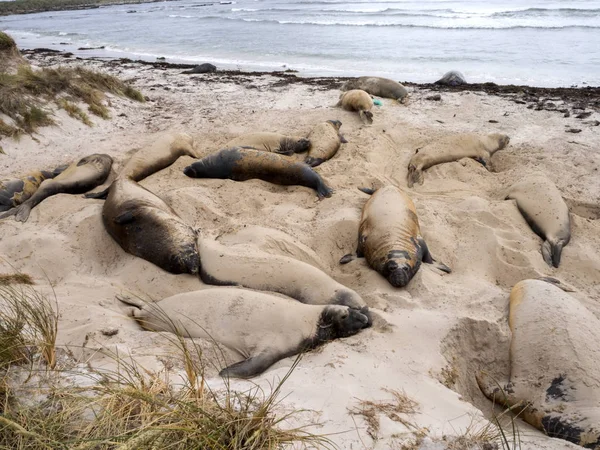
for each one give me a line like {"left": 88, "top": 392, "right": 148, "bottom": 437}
{"left": 0, "top": 54, "right": 599, "bottom": 449}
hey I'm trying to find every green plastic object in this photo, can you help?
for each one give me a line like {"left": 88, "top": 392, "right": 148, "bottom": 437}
{"left": 373, "top": 99, "right": 383, "bottom": 106}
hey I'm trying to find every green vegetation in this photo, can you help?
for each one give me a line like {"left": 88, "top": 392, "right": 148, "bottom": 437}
{"left": 0, "top": 31, "right": 16, "bottom": 49}
{"left": 0, "top": 286, "right": 336, "bottom": 450}
{"left": 0, "top": 64, "right": 144, "bottom": 138}
{"left": 0, "top": 0, "right": 175, "bottom": 16}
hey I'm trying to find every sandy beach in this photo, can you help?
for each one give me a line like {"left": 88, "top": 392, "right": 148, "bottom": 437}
{"left": 1, "top": 49, "right": 599, "bottom": 449}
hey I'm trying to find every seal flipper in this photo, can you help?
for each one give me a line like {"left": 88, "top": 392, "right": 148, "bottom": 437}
{"left": 339, "top": 134, "right": 348, "bottom": 144}
{"left": 542, "top": 240, "right": 564, "bottom": 268}
{"left": 339, "top": 254, "right": 355, "bottom": 265}
{"left": 85, "top": 187, "right": 110, "bottom": 199}
{"left": 406, "top": 163, "right": 423, "bottom": 188}
{"left": 219, "top": 351, "right": 279, "bottom": 379}
{"left": 419, "top": 238, "right": 451, "bottom": 273}
{"left": 476, "top": 370, "right": 521, "bottom": 409}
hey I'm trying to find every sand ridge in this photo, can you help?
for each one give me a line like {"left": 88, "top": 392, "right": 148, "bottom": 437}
{"left": 0, "top": 53, "right": 599, "bottom": 449}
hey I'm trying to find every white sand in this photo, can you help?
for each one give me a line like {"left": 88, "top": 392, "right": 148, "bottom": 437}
{"left": 1, "top": 53, "right": 599, "bottom": 449}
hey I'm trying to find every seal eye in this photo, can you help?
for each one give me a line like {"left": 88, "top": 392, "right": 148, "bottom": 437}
{"left": 340, "top": 310, "right": 349, "bottom": 320}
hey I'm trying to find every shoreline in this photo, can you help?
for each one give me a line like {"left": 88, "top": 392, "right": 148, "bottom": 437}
{"left": 22, "top": 47, "right": 600, "bottom": 115}
{"left": 0, "top": 0, "right": 182, "bottom": 17}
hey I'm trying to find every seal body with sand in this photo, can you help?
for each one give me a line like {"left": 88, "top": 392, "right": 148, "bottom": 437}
{"left": 505, "top": 175, "right": 571, "bottom": 268}
{"left": 226, "top": 132, "right": 311, "bottom": 156}
{"left": 337, "top": 90, "right": 374, "bottom": 124}
{"left": 119, "top": 288, "right": 370, "bottom": 378}
{"left": 406, "top": 133, "right": 510, "bottom": 187}
{"left": 102, "top": 178, "right": 199, "bottom": 275}
{"left": 0, "top": 154, "right": 113, "bottom": 222}
{"left": 477, "top": 279, "right": 600, "bottom": 448}
{"left": 86, "top": 132, "right": 196, "bottom": 199}
{"left": 183, "top": 147, "right": 333, "bottom": 199}
{"left": 198, "top": 237, "right": 368, "bottom": 312}
{"left": 341, "top": 76, "right": 408, "bottom": 103}
{"left": 340, "top": 186, "right": 450, "bottom": 288}
{"left": 0, "top": 165, "right": 67, "bottom": 212}
{"left": 304, "top": 120, "right": 347, "bottom": 167}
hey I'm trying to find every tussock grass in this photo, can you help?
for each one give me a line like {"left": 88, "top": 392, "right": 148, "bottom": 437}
{"left": 0, "top": 273, "right": 34, "bottom": 286}
{"left": 0, "top": 57, "right": 144, "bottom": 138}
{"left": 0, "top": 288, "right": 337, "bottom": 450}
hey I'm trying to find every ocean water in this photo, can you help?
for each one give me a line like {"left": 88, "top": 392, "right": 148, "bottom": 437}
{"left": 1, "top": 0, "right": 600, "bottom": 87}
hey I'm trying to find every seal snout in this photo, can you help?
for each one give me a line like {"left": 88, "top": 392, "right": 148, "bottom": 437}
{"left": 385, "top": 260, "right": 411, "bottom": 288}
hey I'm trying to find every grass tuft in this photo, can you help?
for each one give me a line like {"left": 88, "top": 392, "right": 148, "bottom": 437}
{"left": 0, "top": 273, "right": 35, "bottom": 286}
{"left": 57, "top": 98, "right": 92, "bottom": 126}
{"left": 0, "top": 31, "right": 16, "bottom": 51}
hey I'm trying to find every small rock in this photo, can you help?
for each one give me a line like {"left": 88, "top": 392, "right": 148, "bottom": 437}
{"left": 488, "top": 119, "right": 498, "bottom": 123}
{"left": 583, "top": 120, "right": 599, "bottom": 126}
{"left": 426, "top": 94, "right": 441, "bottom": 101}
{"left": 545, "top": 102, "right": 556, "bottom": 108}
{"left": 566, "top": 128, "right": 582, "bottom": 133}
{"left": 100, "top": 328, "right": 119, "bottom": 337}
{"left": 514, "top": 99, "right": 526, "bottom": 104}
{"left": 564, "top": 111, "right": 571, "bottom": 118}
{"left": 156, "top": 56, "right": 166, "bottom": 61}
{"left": 575, "top": 111, "right": 592, "bottom": 119}
{"left": 118, "top": 113, "right": 127, "bottom": 117}
{"left": 527, "top": 104, "right": 534, "bottom": 109}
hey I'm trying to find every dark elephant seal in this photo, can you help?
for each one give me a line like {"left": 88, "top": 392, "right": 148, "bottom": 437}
{"left": 118, "top": 288, "right": 370, "bottom": 378}
{"left": 182, "top": 63, "right": 216, "bottom": 74}
{"left": 86, "top": 132, "right": 195, "bottom": 199}
{"left": 505, "top": 175, "right": 571, "bottom": 268}
{"left": 183, "top": 147, "right": 333, "bottom": 199}
{"left": 407, "top": 133, "right": 510, "bottom": 187}
{"left": 477, "top": 279, "right": 600, "bottom": 448}
{"left": 0, "top": 154, "right": 113, "bottom": 222}
{"left": 198, "top": 236, "right": 368, "bottom": 313}
{"left": 340, "top": 186, "right": 451, "bottom": 288}
{"left": 341, "top": 76, "right": 408, "bottom": 103}
{"left": 434, "top": 71, "right": 467, "bottom": 86}
{"left": 0, "top": 164, "right": 67, "bottom": 212}
{"left": 102, "top": 177, "right": 199, "bottom": 274}
{"left": 225, "top": 132, "right": 310, "bottom": 156}
{"left": 337, "top": 90, "right": 374, "bottom": 124}
{"left": 304, "top": 120, "right": 347, "bottom": 167}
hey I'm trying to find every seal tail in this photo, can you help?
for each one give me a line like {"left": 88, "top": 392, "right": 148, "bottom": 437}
{"left": 359, "top": 110, "right": 373, "bottom": 125}
{"left": 542, "top": 240, "right": 564, "bottom": 268}
{"left": 357, "top": 187, "right": 376, "bottom": 195}
{"left": 406, "top": 163, "right": 423, "bottom": 188}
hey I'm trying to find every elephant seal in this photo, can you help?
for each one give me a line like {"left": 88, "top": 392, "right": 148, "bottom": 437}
{"left": 341, "top": 76, "right": 408, "bottom": 103}
{"left": 304, "top": 120, "right": 347, "bottom": 167}
{"left": 0, "top": 164, "right": 68, "bottom": 212}
{"left": 102, "top": 177, "right": 199, "bottom": 274}
{"left": 406, "top": 133, "right": 510, "bottom": 187}
{"left": 225, "top": 132, "right": 311, "bottom": 156}
{"left": 434, "top": 71, "right": 467, "bottom": 86}
{"left": 337, "top": 90, "right": 374, "bottom": 124}
{"left": 182, "top": 63, "right": 216, "bottom": 74}
{"left": 118, "top": 288, "right": 370, "bottom": 378}
{"left": 477, "top": 279, "right": 600, "bottom": 448}
{"left": 86, "top": 132, "right": 195, "bottom": 199}
{"left": 198, "top": 236, "right": 369, "bottom": 313}
{"left": 340, "top": 186, "right": 451, "bottom": 287}
{"left": 505, "top": 175, "right": 571, "bottom": 268}
{"left": 0, "top": 154, "right": 113, "bottom": 222}
{"left": 183, "top": 147, "right": 333, "bottom": 199}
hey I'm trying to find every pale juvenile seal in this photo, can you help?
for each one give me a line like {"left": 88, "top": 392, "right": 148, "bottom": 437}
{"left": 0, "top": 164, "right": 67, "bottom": 212}
{"left": 340, "top": 186, "right": 451, "bottom": 287}
{"left": 198, "top": 236, "right": 369, "bottom": 313}
{"left": 0, "top": 154, "right": 113, "bottom": 222}
{"left": 476, "top": 279, "right": 600, "bottom": 448}
{"left": 434, "top": 70, "right": 467, "bottom": 86}
{"left": 406, "top": 133, "right": 510, "bottom": 187}
{"left": 337, "top": 90, "right": 374, "bottom": 124}
{"left": 86, "top": 132, "right": 195, "bottom": 199}
{"left": 505, "top": 175, "right": 571, "bottom": 268}
{"left": 183, "top": 147, "right": 333, "bottom": 199}
{"left": 102, "top": 177, "right": 199, "bottom": 274}
{"left": 118, "top": 288, "right": 370, "bottom": 378}
{"left": 225, "top": 132, "right": 311, "bottom": 156}
{"left": 304, "top": 119, "right": 347, "bottom": 167}
{"left": 341, "top": 76, "right": 408, "bottom": 103}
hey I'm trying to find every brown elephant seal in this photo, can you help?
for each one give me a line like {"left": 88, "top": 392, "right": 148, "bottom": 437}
{"left": 340, "top": 186, "right": 451, "bottom": 287}
{"left": 198, "top": 236, "right": 369, "bottom": 314}
{"left": 183, "top": 147, "right": 333, "bottom": 199}
{"left": 86, "top": 132, "right": 195, "bottom": 199}
{"left": 304, "top": 120, "right": 347, "bottom": 167}
{"left": 102, "top": 177, "right": 199, "bottom": 275}
{"left": 225, "top": 132, "right": 311, "bottom": 156}
{"left": 505, "top": 175, "right": 571, "bottom": 268}
{"left": 0, "top": 164, "right": 68, "bottom": 212}
{"left": 0, "top": 154, "right": 113, "bottom": 222}
{"left": 406, "top": 132, "right": 510, "bottom": 187}
{"left": 337, "top": 89, "right": 374, "bottom": 124}
{"left": 118, "top": 288, "right": 370, "bottom": 378}
{"left": 341, "top": 76, "right": 408, "bottom": 103}
{"left": 477, "top": 279, "right": 600, "bottom": 448}
{"left": 434, "top": 70, "right": 467, "bottom": 86}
